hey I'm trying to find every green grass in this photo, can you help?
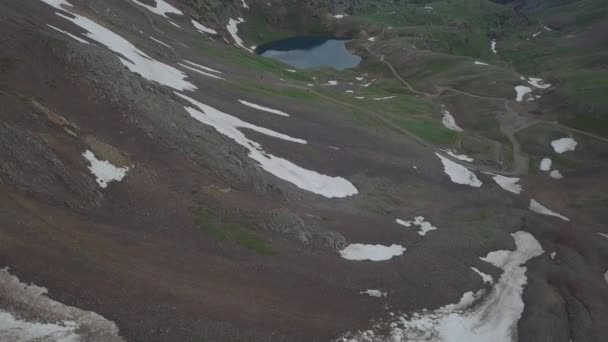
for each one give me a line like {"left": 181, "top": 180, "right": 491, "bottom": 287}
{"left": 352, "top": 0, "right": 512, "bottom": 59}
{"left": 198, "top": 45, "right": 315, "bottom": 82}
{"left": 233, "top": 81, "right": 316, "bottom": 100}
{"left": 391, "top": 115, "right": 459, "bottom": 146}
{"left": 192, "top": 206, "right": 276, "bottom": 255}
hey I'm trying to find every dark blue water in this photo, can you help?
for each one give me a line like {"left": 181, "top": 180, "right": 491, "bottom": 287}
{"left": 256, "top": 37, "right": 361, "bottom": 70}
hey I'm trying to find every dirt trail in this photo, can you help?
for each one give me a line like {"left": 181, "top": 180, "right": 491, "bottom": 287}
{"left": 359, "top": 29, "right": 608, "bottom": 177}
{"left": 362, "top": 35, "right": 530, "bottom": 176}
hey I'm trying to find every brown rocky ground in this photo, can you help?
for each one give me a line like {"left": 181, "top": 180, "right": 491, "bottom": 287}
{"left": 0, "top": 0, "right": 607, "bottom": 341}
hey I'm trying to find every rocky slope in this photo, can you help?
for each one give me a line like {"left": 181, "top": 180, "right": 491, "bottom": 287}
{"left": 0, "top": 0, "right": 607, "bottom": 341}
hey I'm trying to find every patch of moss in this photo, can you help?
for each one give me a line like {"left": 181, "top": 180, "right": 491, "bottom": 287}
{"left": 192, "top": 206, "right": 276, "bottom": 255}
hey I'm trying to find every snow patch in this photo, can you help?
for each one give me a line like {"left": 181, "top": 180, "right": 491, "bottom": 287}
{"left": 48, "top": 24, "right": 89, "bottom": 44}
{"left": 491, "top": 174, "right": 523, "bottom": 194}
{"left": 227, "top": 17, "right": 252, "bottom": 52}
{"left": 514, "top": 85, "right": 532, "bottom": 102}
{"left": 325, "top": 80, "right": 339, "bottom": 86}
{"left": 168, "top": 21, "right": 181, "bottom": 28}
{"left": 550, "top": 251, "right": 556, "bottom": 260}
{"left": 441, "top": 107, "right": 464, "bottom": 132}
{"left": 178, "top": 63, "right": 224, "bottom": 80}
{"left": 436, "top": 153, "right": 482, "bottom": 187}
{"left": 191, "top": 20, "right": 217, "bottom": 34}
{"left": 176, "top": 93, "right": 358, "bottom": 198}
{"left": 490, "top": 39, "right": 497, "bottom": 54}
{"left": 444, "top": 150, "right": 474, "bottom": 162}
{"left": 598, "top": 233, "right": 608, "bottom": 240}
{"left": 0, "top": 268, "right": 124, "bottom": 342}
{"left": 474, "top": 61, "right": 489, "bottom": 66}
{"left": 549, "top": 170, "right": 563, "bottom": 179}
{"left": 396, "top": 216, "right": 438, "bottom": 236}
{"left": 40, "top": 0, "right": 196, "bottom": 91}
{"left": 334, "top": 14, "right": 348, "bottom": 19}
{"left": 182, "top": 60, "right": 222, "bottom": 74}
{"left": 527, "top": 77, "right": 551, "bottom": 89}
{"left": 373, "top": 96, "right": 397, "bottom": 101}
{"left": 361, "top": 290, "right": 387, "bottom": 298}
{"left": 551, "top": 137, "right": 577, "bottom": 154}
{"left": 131, "top": 0, "right": 183, "bottom": 18}
{"left": 540, "top": 158, "right": 552, "bottom": 171}
{"left": 339, "top": 244, "right": 406, "bottom": 261}
{"left": 149, "top": 36, "right": 173, "bottom": 49}
{"left": 529, "top": 199, "right": 569, "bottom": 221}
{"left": 83, "top": 150, "right": 129, "bottom": 189}
{"left": 339, "top": 231, "right": 544, "bottom": 342}
{"left": 238, "top": 100, "right": 289, "bottom": 117}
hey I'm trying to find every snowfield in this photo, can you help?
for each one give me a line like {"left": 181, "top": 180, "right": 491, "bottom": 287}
{"left": 339, "top": 244, "right": 406, "bottom": 261}
{"left": 176, "top": 93, "right": 359, "bottom": 198}
{"left": 436, "top": 153, "right": 482, "bottom": 187}
{"left": 83, "top": 150, "right": 130, "bottom": 189}
{"left": 40, "top": 0, "right": 196, "bottom": 91}
{"left": 339, "top": 231, "right": 544, "bottom": 342}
